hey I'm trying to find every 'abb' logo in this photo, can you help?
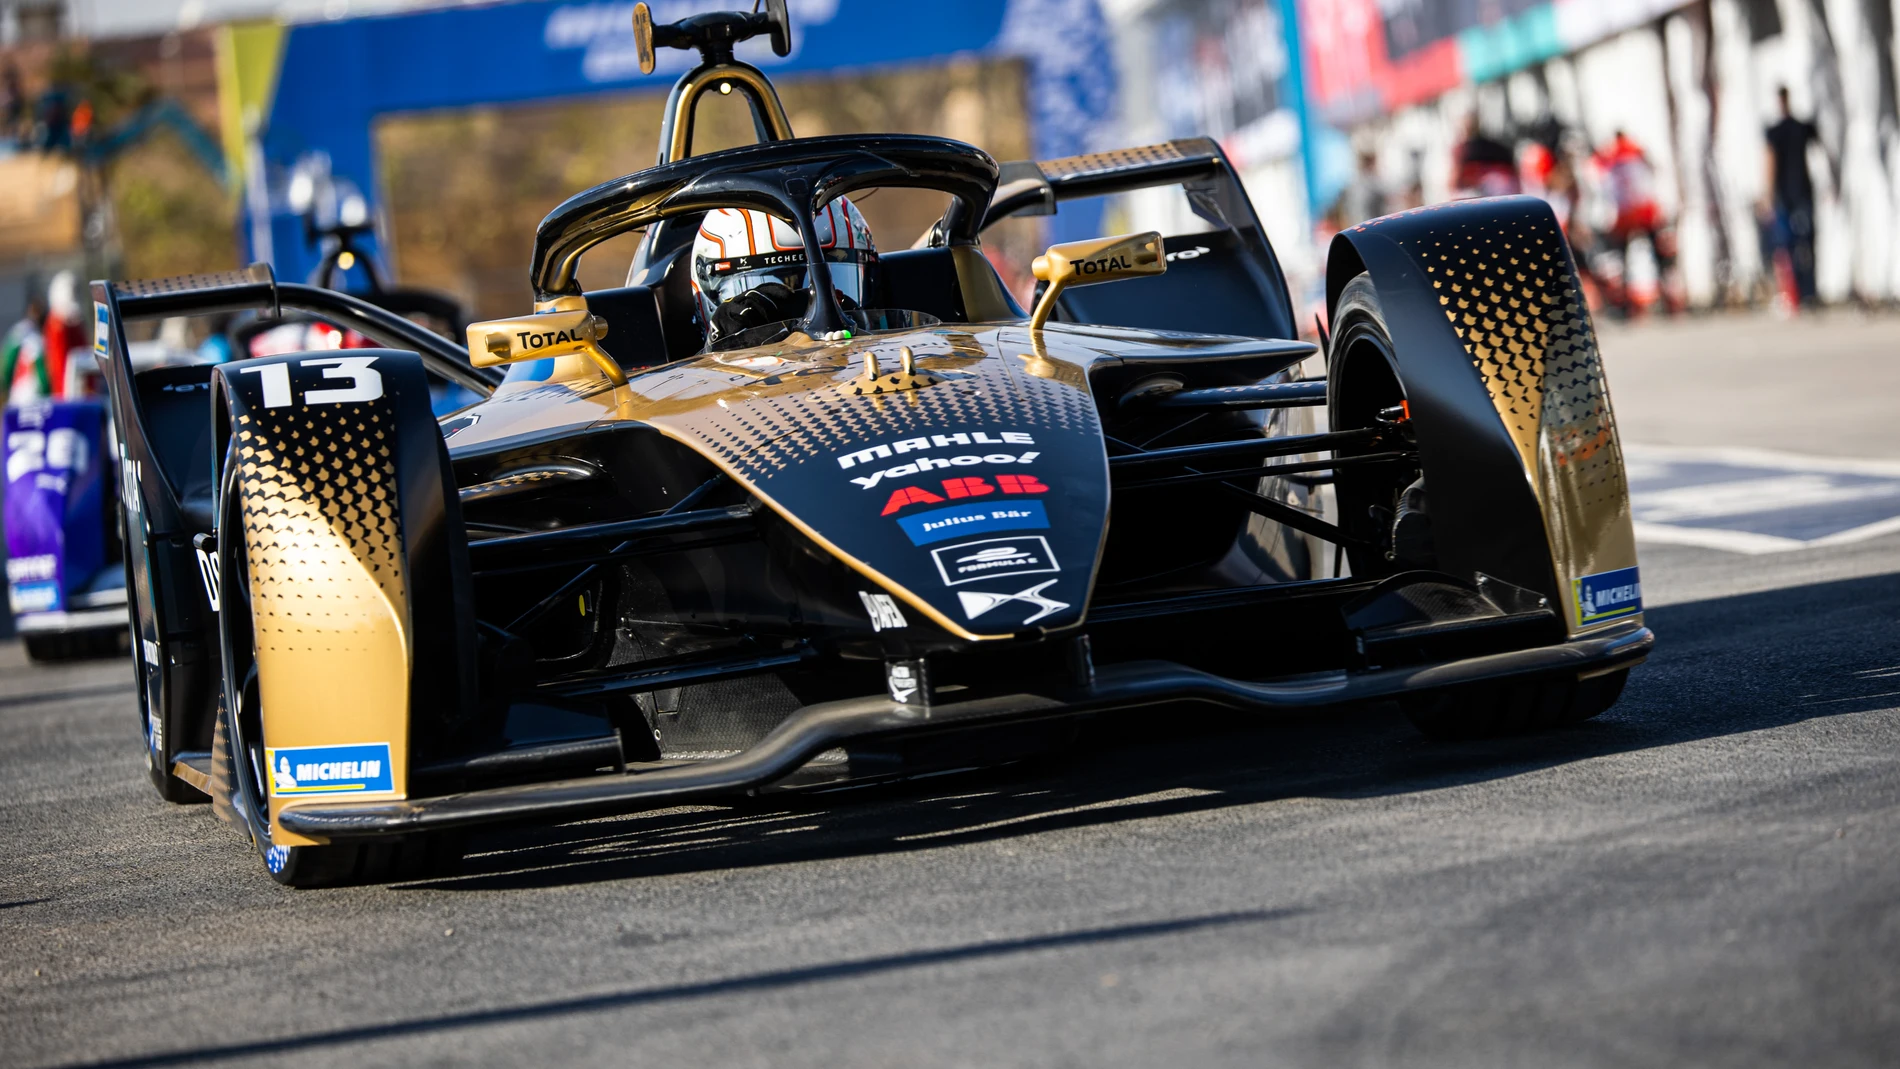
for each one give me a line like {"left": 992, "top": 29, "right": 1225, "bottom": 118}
{"left": 881, "top": 474, "right": 1047, "bottom": 516}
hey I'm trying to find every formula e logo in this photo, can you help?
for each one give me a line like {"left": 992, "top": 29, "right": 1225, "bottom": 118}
{"left": 957, "top": 579, "right": 1069, "bottom": 625}
{"left": 882, "top": 474, "right": 1047, "bottom": 516}
{"left": 931, "top": 536, "right": 1059, "bottom": 587}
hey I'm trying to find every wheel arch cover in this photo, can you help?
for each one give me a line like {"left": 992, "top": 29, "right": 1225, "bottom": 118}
{"left": 211, "top": 349, "right": 475, "bottom": 844}
{"left": 1327, "top": 196, "right": 1640, "bottom": 635}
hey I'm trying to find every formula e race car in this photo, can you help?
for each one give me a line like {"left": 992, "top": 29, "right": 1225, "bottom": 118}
{"left": 94, "top": 4, "right": 1649, "bottom": 883}
{"left": 4, "top": 393, "right": 127, "bottom": 661}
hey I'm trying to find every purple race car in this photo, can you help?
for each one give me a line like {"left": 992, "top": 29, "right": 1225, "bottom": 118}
{"left": 4, "top": 396, "right": 128, "bottom": 661}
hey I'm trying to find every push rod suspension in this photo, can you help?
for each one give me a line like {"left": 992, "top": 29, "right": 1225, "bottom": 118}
{"left": 1114, "top": 451, "right": 1413, "bottom": 491}
{"left": 468, "top": 503, "right": 755, "bottom": 575}
{"left": 1106, "top": 426, "right": 1383, "bottom": 469}
{"left": 1149, "top": 380, "right": 1329, "bottom": 411}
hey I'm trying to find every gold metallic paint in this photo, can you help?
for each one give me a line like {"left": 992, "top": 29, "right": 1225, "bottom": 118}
{"left": 443, "top": 317, "right": 1326, "bottom": 640}
{"left": 231, "top": 404, "right": 411, "bottom": 844}
{"left": 466, "top": 308, "right": 626, "bottom": 386}
{"left": 662, "top": 62, "right": 794, "bottom": 164}
{"left": 1028, "top": 232, "right": 1165, "bottom": 331}
{"left": 1410, "top": 216, "right": 1640, "bottom": 635}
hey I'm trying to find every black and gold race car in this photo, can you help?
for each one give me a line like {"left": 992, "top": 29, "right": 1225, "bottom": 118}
{"left": 94, "top": 4, "right": 1649, "bottom": 885}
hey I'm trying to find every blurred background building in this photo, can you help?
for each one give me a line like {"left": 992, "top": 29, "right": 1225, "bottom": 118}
{"left": 0, "top": 0, "right": 1893, "bottom": 335}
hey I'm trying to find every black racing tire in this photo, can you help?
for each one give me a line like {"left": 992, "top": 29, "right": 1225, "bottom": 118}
{"left": 1401, "top": 668, "right": 1629, "bottom": 741}
{"left": 23, "top": 628, "right": 126, "bottom": 663}
{"left": 212, "top": 404, "right": 464, "bottom": 888}
{"left": 1327, "top": 271, "right": 1429, "bottom": 579}
{"left": 216, "top": 685, "right": 463, "bottom": 886}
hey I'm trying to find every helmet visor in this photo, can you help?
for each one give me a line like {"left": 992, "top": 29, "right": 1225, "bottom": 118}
{"left": 700, "top": 247, "right": 878, "bottom": 309}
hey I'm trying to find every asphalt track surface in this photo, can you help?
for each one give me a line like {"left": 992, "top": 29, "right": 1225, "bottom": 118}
{"left": 4, "top": 314, "right": 1898, "bottom": 1068}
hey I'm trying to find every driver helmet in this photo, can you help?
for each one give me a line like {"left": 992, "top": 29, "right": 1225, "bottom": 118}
{"left": 691, "top": 198, "right": 877, "bottom": 323}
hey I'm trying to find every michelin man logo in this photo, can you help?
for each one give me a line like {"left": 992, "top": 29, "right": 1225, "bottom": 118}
{"left": 273, "top": 756, "right": 299, "bottom": 793}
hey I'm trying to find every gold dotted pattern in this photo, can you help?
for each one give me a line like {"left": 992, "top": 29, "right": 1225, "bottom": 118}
{"left": 636, "top": 331, "right": 1100, "bottom": 487}
{"left": 1402, "top": 211, "right": 1638, "bottom": 630}
{"left": 235, "top": 404, "right": 406, "bottom": 654}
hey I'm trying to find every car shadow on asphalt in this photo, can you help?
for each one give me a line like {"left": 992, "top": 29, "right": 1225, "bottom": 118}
{"left": 410, "top": 570, "right": 1900, "bottom": 893}
{"left": 46, "top": 907, "right": 1303, "bottom": 1069}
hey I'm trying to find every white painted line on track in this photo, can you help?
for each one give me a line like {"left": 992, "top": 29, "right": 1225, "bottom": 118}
{"left": 1625, "top": 445, "right": 1900, "bottom": 554}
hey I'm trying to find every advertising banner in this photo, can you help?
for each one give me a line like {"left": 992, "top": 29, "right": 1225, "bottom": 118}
{"left": 246, "top": 0, "right": 1119, "bottom": 279}
{"left": 1299, "top": 0, "right": 1693, "bottom": 123}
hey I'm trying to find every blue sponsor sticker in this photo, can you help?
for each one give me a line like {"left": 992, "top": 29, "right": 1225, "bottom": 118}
{"left": 1574, "top": 566, "right": 1642, "bottom": 625}
{"left": 93, "top": 302, "right": 111, "bottom": 359}
{"left": 8, "top": 579, "right": 60, "bottom": 615}
{"left": 897, "top": 500, "right": 1049, "bottom": 546}
{"left": 264, "top": 742, "right": 394, "bottom": 796}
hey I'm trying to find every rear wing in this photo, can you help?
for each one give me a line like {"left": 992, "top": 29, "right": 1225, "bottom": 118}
{"left": 982, "top": 137, "right": 1300, "bottom": 342}
{"left": 91, "top": 264, "right": 499, "bottom": 533}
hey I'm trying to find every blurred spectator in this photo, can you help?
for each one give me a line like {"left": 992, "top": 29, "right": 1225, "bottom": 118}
{"left": 40, "top": 271, "right": 83, "bottom": 398}
{"left": 2, "top": 294, "right": 49, "bottom": 404}
{"left": 1764, "top": 87, "right": 1827, "bottom": 308}
{"left": 1, "top": 65, "right": 26, "bottom": 147}
{"left": 1451, "top": 115, "right": 1521, "bottom": 198}
{"left": 35, "top": 84, "right": 71, "bottom": 151}
{"left": 70, "top": 98, "right": 93, "bottom": 144}
{"left": 1333, "top": 150, "right": 1388, "bottom": 226}
{"left": 195, "top": 314, "right": 235, "bottom": 364}
{"left": 1592, "top": 129, "right": 1680, "bottom": 316}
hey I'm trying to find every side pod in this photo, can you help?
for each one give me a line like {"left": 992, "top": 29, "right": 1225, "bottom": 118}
{"left": 1326, "top": 196, "right": 1640, "bottom": 635}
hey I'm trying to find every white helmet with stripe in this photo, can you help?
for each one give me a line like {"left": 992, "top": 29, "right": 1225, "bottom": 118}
{"left": 691, "top": 199, "right": 877, "bottom": 329}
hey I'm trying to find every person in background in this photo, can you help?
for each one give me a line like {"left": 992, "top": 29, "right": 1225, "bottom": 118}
{"left": 1451, "top": 115, "right": 1521, "bottom": 198}
{"left": 1333, "top": 150, "right": 1388, "bottom": 226}
{"left": 1, "top": 293, "right": 48, "bottom": 404}
{"left": 34, "top": 83, "right": 70, "bottom": 152}
{"left": 39, "top": 271, "right": 84, "bottom": 399}
{"left": 1764, "top": 86, "right": 1828, "bottom": 309}
{"left": 0, "top": 65, "right": 26, "bottom": 148}
{"left": 1592, "top": 129, "right": 1680, "bottom": 316}
{"left": 194, "top": 314, "right": 235, "bottom": 364}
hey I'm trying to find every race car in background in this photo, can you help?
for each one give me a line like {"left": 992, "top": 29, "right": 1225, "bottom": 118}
{"left": 4, "top": 379, "right": 125, "bottom": 661}
{"left": 5, "top": 157, "right": 475, "bottom": 665}
{"left": 94, "top": 2, "right": 1650, "bottom": 881}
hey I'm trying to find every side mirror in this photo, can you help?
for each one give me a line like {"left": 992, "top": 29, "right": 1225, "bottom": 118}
{"left": 1028, "top": 231, "right": 1165, "bottom": 331}
{"left": 465, "top": 307, "right": 626, "bottom": 386}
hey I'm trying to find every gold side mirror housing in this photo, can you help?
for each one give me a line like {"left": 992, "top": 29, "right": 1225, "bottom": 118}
{"left": 1028, "top": 231, "right": 1166, "bottom": 330}
{"left": 465, "top": 307, "right": 627, "bottom": 386}
{"left": 632, "top": 2, "right": 656, "bottom": 75}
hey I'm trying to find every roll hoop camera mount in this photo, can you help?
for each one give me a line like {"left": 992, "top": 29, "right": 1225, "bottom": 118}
{"left": 633, "top": 1, "right": 796, "bottom": 165}
{"left": 632, "top": 0, "right": 792, "bottom": 74}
